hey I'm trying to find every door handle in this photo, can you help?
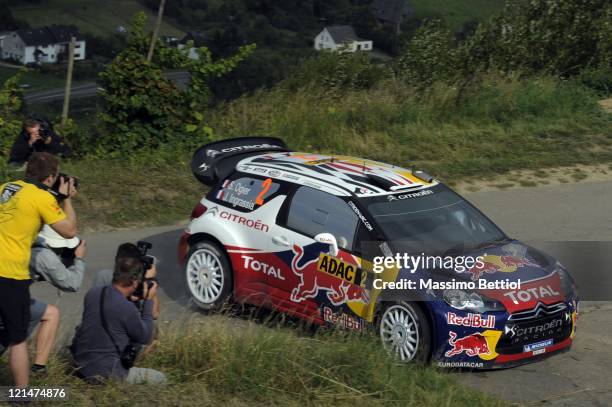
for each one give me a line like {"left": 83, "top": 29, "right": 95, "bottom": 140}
{"left": 272, "top": 236, "right": 290, "bottom": 247}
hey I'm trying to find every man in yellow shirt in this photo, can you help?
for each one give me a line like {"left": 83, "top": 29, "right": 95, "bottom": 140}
{"left": 0, "top": 152, "right": 77, "bottom": 387}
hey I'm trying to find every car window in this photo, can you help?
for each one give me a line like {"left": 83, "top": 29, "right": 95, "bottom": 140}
{"left": 212, "top": 175, "right": 280, "bottom": 212}
{"left": 286, "top": 186, "right": 359, "bottom": 250}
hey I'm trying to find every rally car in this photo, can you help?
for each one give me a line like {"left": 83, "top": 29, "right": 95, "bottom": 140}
{"left": 177, "top": 137, "right": 578, "bottom": 369}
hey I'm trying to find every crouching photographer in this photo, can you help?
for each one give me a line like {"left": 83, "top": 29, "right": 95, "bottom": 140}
{"left": 70, "top": 250, "right": 166, "bottom": 384}
{"left": 24, "top": 225, "right": 86, "bottom": 375}
{"left": 93, "top": 242, "right": 160, "bottom": 320}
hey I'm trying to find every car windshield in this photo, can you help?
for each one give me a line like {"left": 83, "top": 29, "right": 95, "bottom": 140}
{"left": 362, "top": 184, "right": 507, "bottom": 255}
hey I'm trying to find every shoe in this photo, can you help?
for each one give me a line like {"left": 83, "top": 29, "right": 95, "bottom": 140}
{"left": 30, "top": 364, "right": 47, "bottom": 375}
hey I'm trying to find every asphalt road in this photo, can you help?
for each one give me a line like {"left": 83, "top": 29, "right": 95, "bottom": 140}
{"left": 23, "top": 71, "right": 191, "bottom": 104}
{"left": 30, "top": 180, "right": 612, "bottom": 405}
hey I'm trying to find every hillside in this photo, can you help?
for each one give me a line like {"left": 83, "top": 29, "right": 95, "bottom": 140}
{"left": 9, "top": 0, "right": 184, "bottom": 37}
{"left": 410, "top": 0, "right": 505, "bottom": 30}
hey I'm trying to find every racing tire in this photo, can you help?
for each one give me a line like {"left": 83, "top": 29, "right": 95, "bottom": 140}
{"left": 184, "top": 241, "right": 233, "bottom": 311}
{"left": 377, "top": 301, "right": 431, "bottom": 363}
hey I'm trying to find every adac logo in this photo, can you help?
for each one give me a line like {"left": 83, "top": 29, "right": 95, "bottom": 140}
{"left": 290, "top": 245, "right": 369, "bottom": 306}
{"left": 316, "top": 253, "right": 365, "bottom": 286}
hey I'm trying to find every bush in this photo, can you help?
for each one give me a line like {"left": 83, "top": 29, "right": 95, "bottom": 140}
{"left": 579, "top": 68, "right": 612, "bottom": 96}
{"left": 462, "top": 0, "right": 612, "bottom": 76}
{"left": 96, "top": 12, "right": 254, "bottom": 155}
{"left": 284, "top": 51, "right": 389, "bottom": 94}
{"left": 0, "top": 73, "right": 23, "bottom": 156}
{"left": 396, "top": 20, "right": 460, "bottom": 87}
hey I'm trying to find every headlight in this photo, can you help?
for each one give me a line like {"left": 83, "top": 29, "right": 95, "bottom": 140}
{"left": 443, "top": 289, "right": 505, "bottom": 313}
{"left": 556, "top": 261, "right": 577, "bottom": 300}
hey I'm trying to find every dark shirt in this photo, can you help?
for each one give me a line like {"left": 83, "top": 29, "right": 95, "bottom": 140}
{"left": 71, "top": 285, "right": 153, "bottom": 380}
{"left": 8, "top": 130, "right": 71, "bottom": 165}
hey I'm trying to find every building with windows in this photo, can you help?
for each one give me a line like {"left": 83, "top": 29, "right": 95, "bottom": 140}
{"left": 314, "top": 26, "right": 373, "bottom": 53}
{"left": 1, "top": 25, "right": 86, "bottom": 65}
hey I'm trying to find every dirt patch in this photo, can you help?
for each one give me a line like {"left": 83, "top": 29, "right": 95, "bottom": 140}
{"left": 599, "top": 98, "right": 612, "bottom": 113}
{"left": 454, "top": 163, "right": 612, "bottom": 194}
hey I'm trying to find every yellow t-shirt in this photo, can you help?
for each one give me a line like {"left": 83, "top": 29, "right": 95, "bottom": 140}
{"left": 0, "top": 180, "right": 66, "bottom": 280}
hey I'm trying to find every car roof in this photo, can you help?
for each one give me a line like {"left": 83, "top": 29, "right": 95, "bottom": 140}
{"left": 235, "top": 152, "right": 438, "bottom": 197}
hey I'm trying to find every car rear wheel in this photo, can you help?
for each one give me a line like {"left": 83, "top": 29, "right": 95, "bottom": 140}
{"left": 185, "top": 241, "right": 233, "bottom": 311}
{"left": 378, "top": 302, "right": 431, "bottom": 363}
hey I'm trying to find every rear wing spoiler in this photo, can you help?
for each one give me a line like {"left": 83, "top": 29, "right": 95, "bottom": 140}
{"left": 191, "top": 136, "right": 290, "bottom": 186}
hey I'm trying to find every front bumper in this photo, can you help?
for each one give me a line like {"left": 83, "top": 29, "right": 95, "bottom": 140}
{"left": 432, "top": 300, "right": 577, "bottom": 369}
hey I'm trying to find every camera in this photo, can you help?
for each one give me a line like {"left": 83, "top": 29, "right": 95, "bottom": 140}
{"left": 50, "top": 173, "right": 79, "bottom": 201}
{"left": 133, "top": 240, "right": 157, "bottom": 299}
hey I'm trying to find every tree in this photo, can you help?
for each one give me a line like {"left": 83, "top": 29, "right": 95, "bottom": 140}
{"left": 96, "top": 13, "right": 255, "bottom": 153}
{"left": 396, "top": 19, "right": 459, "bottom": 87}
{"left": 0, "top": 73, "right": 23, "bottom": 157}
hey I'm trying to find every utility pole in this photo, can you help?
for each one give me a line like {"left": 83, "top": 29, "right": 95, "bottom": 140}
{"left": 61, "top": 36, "right": 76, "bottom": 126}
{"left": 147, "top": 0, "right": 166, "bottom": 62}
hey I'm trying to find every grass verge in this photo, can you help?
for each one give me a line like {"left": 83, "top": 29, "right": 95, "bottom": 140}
{"left": 1, "top": 75, "right": 610, "bottom": 231}
{"left": 0, "top": 66, "right": 72, "bottom": 92}
{"left": 5, "top": 319, "right": 503, "bottom": 406}
{"left": 10, "top": 0, "right": 184, "bottom": 38}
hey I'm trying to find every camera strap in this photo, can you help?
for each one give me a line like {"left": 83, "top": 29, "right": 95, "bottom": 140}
{"left": 99, "top": 286, "right": 123, "bottom": 358}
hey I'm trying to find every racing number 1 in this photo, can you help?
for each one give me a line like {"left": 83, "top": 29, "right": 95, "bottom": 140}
{"left": 255, "top": 178, "right": 272, "bottom": 206}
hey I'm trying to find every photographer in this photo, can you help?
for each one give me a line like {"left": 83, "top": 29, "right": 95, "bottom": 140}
{"left": 93, "top": 243, "right": 160, "bottom": 320}
{"left": 8, "top": 118, "right": 71, "bottom": 166}
{"left": 0, "top": 225, "right": 87, "bottom": 373}
{"left": 0, "top": 152, "right": 77, "bottom": 387}
{"left": 28, "top": 225, "right": 86, "bottom": 373}
{"left": 71, "top": 255, "right": 166, "bottom": 384}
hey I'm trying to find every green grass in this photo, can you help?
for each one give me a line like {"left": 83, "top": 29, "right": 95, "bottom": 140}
{"left": 4, "top": 319, "right": 502, "bottom": 406}
{"left": 2, "top": 75, "right": 610, "bottom": 231}
{"left": 0, "top": 66, "right": 76, "bottom": 92}
{"left": 411, "top": 0, "right": 505, "bottom": 31}
{"left": 11, "top": 0, "right": 184, "bottom": 37}
{"left": 208, "top": 75, "right": 612, "bottom": 181}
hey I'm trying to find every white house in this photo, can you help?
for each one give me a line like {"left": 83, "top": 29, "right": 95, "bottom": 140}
{"left": 0, "top": 32, "right": 9, "bottom": 53}
{"left": 314, "top": 26, "right": 372, "bottom": 53}
{"left": 1, "top": 25, "right": 86, "bottom": 65}
{"left": 176, "top": 31, "right": 206, "bottom": 60}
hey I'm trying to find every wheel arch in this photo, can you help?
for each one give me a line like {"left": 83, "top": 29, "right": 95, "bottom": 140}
{"left": 374, "top": 299, "right": 436, "bottom": 361}
{"left": 187, "top": 232, "right": 234, "bottom": 272}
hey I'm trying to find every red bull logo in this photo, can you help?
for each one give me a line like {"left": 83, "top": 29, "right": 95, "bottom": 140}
{"left": 467, "top": 254, "right": 537, "bottom": 281}
{"left": 290, "top": 245, "right": 370, "bottom": 306}
{"left": 445, "top": 331, "right": 491, "bottom": 357}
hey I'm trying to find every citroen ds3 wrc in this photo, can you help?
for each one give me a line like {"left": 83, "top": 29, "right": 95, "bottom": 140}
{"left": 177, "top": 137, "right": 578, "bottom": 369}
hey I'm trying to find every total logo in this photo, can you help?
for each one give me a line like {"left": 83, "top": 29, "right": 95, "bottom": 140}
{"left": 241, "top": 255, "right": 285, "bottom": 280}
{"left": 446, "top": 312, "right": 496, "bottom": 329}
{"left": 502, "top": 285, "right": 561, "bottom": 304}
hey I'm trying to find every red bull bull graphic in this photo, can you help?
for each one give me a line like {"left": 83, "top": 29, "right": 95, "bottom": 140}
{"left": 290, "top": 245, "right": 370, "bottom": 306}
{"left": 445, "top": 331, "right": 491, "bottom": 357}
{"left": 467, "top": 253, "right": 538, "bottom": 280}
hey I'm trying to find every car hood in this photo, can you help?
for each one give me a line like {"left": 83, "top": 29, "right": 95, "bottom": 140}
{"left": 458, "top": 240, "right": 566, "bottom": 312}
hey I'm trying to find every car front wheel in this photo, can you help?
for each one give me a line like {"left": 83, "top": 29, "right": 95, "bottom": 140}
{"left": 185, "top": 241, "right": 233, "bottom": 311}
{"left": 378, "top": 302, "right": 431, "bottom": 363}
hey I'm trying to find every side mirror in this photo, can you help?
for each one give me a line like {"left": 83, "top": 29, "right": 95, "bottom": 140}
{"left": 314, "top": 233, "right": 339, "bottom": 256}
